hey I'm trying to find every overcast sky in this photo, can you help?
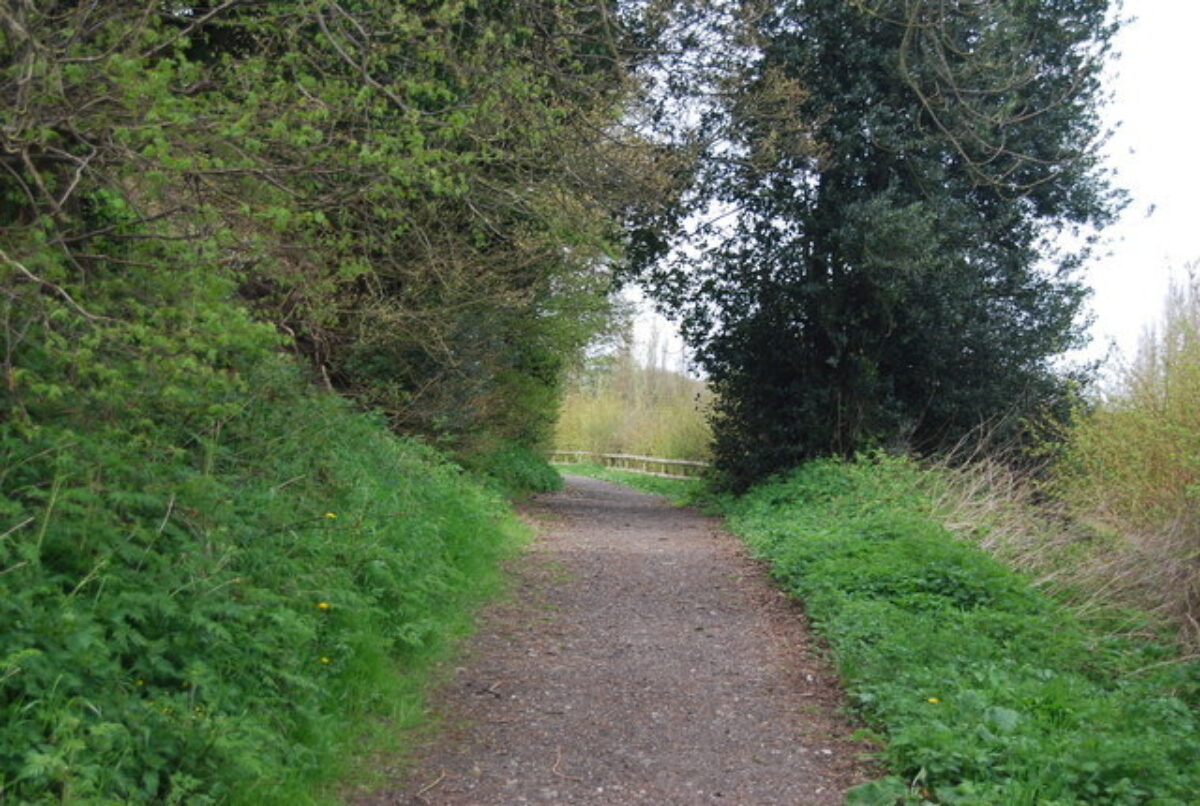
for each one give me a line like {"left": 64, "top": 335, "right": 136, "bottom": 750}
{"left": 1081, "top": 2, "right": 1200, "bottom": 361}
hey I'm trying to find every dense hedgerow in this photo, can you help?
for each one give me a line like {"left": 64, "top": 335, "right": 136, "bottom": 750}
{"left": 720, "top": 457, "right": 1200, "bottom": 805}
{"left": 0, "top": 264, "right": 522, "bottom": 802}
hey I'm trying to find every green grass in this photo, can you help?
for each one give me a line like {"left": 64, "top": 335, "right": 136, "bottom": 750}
{"left": 0, "top": 357, "right": 525, "bottom": 804}
{"left": 718, "top": 456, "right": 1200, "bottom": 805}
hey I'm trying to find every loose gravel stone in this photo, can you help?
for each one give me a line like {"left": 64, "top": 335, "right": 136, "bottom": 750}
{"left": 355, "top": 475, "right": 876, "bottom": 804}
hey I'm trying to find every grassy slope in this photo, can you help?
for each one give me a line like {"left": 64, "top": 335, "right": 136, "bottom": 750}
{"left": 1, "top": 352, "right": 538, "bottom": 804}
{"left": 723, "top": 457, "right": 1199, "bottom": 805}
{"left": 580, "top": 459, "right": 1200, "bottom": 805}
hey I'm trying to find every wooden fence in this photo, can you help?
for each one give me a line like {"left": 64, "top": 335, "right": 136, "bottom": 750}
{"left": 547, "top": 451, "right": 710, "bottom": 480}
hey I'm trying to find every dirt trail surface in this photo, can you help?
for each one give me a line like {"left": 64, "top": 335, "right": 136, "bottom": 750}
{"left": 357, "top": 475, "right": 874, "bottom": 804}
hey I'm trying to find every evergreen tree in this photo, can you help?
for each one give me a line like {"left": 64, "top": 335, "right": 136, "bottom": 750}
{"left": 640, "top": 0, "right": 1122, "bottom": 488}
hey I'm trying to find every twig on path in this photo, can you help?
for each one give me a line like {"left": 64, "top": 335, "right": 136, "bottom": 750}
{"left": 415, "top": 770, "right": 446, "bottom": 800}
{"left": 552, "top": 746, "right": 583, "bottom": 782}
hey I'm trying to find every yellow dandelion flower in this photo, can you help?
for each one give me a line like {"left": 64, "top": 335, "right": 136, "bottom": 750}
{"left": 316, "top": 601, "right": 331, "bottom": 610}
{"left": 323, "top": 512, "right": 337, "bottom": 519}
{"left": 927, "top": 697, "right": 940, "bottom": 704}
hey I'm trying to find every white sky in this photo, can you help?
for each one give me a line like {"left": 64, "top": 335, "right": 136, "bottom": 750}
{"left": 635, "top": 3, "right": 1200, "bottom": 374}
{"left": 1082, "top": 2, "right": 1200, "bottom": 362}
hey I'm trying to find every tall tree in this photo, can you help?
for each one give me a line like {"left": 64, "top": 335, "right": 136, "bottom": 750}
{"left": 638, "top": 0, "right": 1122, "bottom": 488}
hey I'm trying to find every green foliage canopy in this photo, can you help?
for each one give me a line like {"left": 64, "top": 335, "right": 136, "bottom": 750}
{"left": 1, "top": 0, "right": 670, "bottom": 452}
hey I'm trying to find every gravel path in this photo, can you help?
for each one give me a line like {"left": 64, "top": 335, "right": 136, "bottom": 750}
{"left": 356, "top": 475, "right": 875, "bottom": 804}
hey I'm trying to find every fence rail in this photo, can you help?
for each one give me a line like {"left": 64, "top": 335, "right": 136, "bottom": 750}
{"left": 547, "top": 451, "right": 710, "bottom": 480}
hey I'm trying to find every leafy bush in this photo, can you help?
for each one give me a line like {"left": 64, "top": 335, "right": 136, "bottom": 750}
{"left": 722, "top": 457, "right": 1200, "bottom": 804}
{"left": 460, "top": 440, "right": 564, "bottom": 497}
{"left": 0, "top": 260, "right": 522, "bottom": 802}
{"left": 1055, "top": 273, "right": 1200, "bottom": 646}
{"left": 1, "top": 0, "right": 659, "bottom": 472}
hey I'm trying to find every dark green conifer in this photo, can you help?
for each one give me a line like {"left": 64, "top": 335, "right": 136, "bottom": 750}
{"left": 639, "top": 0, "right": 1122, "bottom": 488}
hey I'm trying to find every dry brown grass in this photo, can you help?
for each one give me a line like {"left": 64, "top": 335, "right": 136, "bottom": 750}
{"left": 927, "top": 456, "right": 1197, "bottom": 650}
{"left": 928, "top": 271, "right": 1200, "bottom": 651}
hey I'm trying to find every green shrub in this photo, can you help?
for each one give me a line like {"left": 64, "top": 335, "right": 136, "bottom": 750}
{"left": 460, "top": 440, "right": 564, "bottom": 497}
{"left": 0, "top": 258, "right": 522, "bottom": 802}
{"left": 722, "top": 456, "right": 1200, "bottom": 804}
{"left": 1055, "top": 274, "right": 1200, "bottom": 646}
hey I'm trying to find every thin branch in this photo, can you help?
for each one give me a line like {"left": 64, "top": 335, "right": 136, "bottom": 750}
{"left": 0, "top": 246, "right": 114, "bottom": 322}
{"left": 142, "top": 0, "right": 244, "bottom": 59}
{"left": 0, "top": 518, "right": 35, "bottom": 542}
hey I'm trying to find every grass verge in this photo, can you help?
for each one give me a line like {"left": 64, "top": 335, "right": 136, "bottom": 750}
{"left": 718, "top": 456, "right": 1199, "bottom": 804}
